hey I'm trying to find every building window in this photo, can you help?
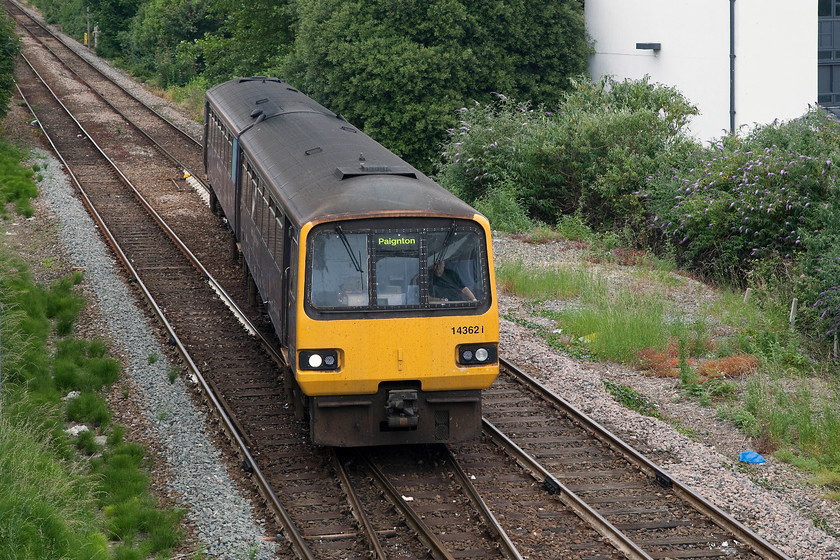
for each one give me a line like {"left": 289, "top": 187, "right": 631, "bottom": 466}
{"left": 819, "top": 2, "right": 840, "bottom": 113}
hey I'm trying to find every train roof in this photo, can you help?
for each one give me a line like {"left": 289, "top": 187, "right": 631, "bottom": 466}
{"left": 205, "top": 77, "right": 481, "bottom": 228}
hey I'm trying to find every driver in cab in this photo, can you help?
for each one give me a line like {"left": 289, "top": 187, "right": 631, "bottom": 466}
{"left": 429, "top": 259, "right": 476, "bottom": 302}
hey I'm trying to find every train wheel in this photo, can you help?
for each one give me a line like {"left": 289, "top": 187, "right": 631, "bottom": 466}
{"left": 209, "top": 190, "right": 219, "bottom": 215}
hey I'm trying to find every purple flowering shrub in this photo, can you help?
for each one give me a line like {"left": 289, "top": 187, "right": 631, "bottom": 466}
{"left": 646, "top": 109, "right": 840, "bottom": 338}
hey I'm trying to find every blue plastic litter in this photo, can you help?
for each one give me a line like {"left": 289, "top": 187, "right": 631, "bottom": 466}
{"left": 739, "top": 451, "right": 766, "bottom": 464}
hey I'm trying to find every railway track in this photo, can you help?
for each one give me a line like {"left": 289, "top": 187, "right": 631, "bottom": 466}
{"left": 4, "top": 0, "right": 203, "bottom": 174}
{"left": 6, "top": 4, "right": 794, "bottom": 559}
{"left": 6, "top": 9, "right": 535, "bottom": 559}
{"left": 480, "top": 360, "right": 791, "bottom": 560}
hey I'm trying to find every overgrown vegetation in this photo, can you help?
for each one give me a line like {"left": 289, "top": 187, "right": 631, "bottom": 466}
{"left": 0, "top": 140, "right": 184, "bottom": 558}
{"left": 437, "top": 77, "right": 699, "bottom": 233}
{"left": 0, "top": 13, "right": 20, "bottom": 123}
{"left": 0, "top": 141, "right": 38, "bottom": 217}
{"left": 29, "top": 0, "right": 590, "bottom": 171}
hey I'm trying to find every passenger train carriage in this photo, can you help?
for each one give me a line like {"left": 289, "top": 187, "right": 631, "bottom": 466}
{"left": 203, "top": 77, "right": 499, "bottom": 446}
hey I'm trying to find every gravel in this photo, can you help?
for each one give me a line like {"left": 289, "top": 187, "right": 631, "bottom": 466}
{"left": 29, "top": 148, "right": 275, "bottom": 559}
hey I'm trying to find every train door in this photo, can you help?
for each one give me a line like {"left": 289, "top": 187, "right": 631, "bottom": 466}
{"left": 280, "top": 217, "right": 296, "bottom": 349}
{"left": 231, "top": 137, "right": 241, "bottom": 235}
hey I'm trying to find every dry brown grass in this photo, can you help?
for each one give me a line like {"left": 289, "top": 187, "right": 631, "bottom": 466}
{"left": 696, "top": 354, "right": 760, "bottom": 381}
{"left": 636, "top": 346, "right": 680, "bottom": 378}
{"left": 636, "top": 343, "right": 758, "bottom": 384}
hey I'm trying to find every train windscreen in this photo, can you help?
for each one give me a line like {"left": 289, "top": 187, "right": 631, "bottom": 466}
{"left": 307, "top": 220, "right": 488, "bottom": 313}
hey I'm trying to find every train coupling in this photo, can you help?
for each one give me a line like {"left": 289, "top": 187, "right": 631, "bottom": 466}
{"left": 385, "top": 389, "right": 420, "bottom": 429}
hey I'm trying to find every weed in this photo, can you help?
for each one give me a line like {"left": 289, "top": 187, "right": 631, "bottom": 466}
{"left": 0, "top": 140, "right": 38, "bottom": 217}
{"left": 66, "top": 392, "right": 112, "bottom": 426}
{"left": 602, "top": 379, "right": 660, "bottom": 418}
{"left": 148, "top": 353, "right": 158, "bottom": 364}
{"left": 0, "top": 142, "right": 184, "bottom": 559}
{"left": 75, "top": 429, "right": 101, "bottom": 455}
{"left": 696, "top": 354, "right": 759, "bottom": 382}
{"left": 545, "top": 288, "right": 675, "bottom": 363}
{"left": 716, "top": 404, "right": 760, "bottom": 437}
{"left": 168, "top": 366, "right": 179, "bottom": 384}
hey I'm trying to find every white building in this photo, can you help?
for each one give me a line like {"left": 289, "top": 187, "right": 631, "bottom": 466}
{"left": 585, "top": 1, "right": 818, "bottom": 142}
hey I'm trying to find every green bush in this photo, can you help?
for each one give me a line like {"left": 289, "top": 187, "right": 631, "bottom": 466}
{"left": 472, "top": 181, "right": 534, "bottom": 232}
{"left": 124, "top": 0, "right": 218, "bottom": 87}
{"left": 0, "top": 141, "right": 38, "bottom": 218}
{"left": 66, "top": 392, "right": 112, "bottom": 426}
{"left": 437, "top": 76, "right": 699, "bottom": 230}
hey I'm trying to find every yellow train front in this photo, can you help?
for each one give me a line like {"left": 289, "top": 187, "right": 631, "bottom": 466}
{"left": 298, "top": 216, "right": 498, "bottom": 445}
{"left": 204, "top": 78, "right": 498, "bottom": 446}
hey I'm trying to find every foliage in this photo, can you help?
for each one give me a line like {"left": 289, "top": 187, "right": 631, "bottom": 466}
{"left": 472, "top": 180, "right": 534, "bottom": 233}
{"left": 285, "top": 0, "right": 590, "bottom": 171}
{"left": 0, "top": 419, "right": 110, "bottom": 560}
{"left": 496, "top": 260, "right": 593, "bottom": 300}
{"left": 602, "top": 379, "right": 660, "bottom": 419}
{"left": 744, "top": 376, "right": 840, "bottom": 469}
{"left": 92, "top": 442, "right": 184, "bottom": 555}
{"left": 124, "top": 0, "right": 218, "bottom": 86}
{"left": 437, "top": 76, "right": 699, "bottom": 230}
{"left": 0, "top": 13, "right": 20, "bottom": 123}
{"left": 541, "top": 288, "right": 681, "bottom": 364}
{"left": 89, "top": 0, "right": 144, "bottom": 58}
{"left": 0, "top": 144, "right": 183, "bottom": 558}
{"left": 26, "top": 0, "right": 89, "bottom": 39}
{"left": 643, "top": 109, "right": 840, "bottom": 339}
{"left": 175, "top": 0, "right": 293, "bottom": 85}
{"left": 0, "top": 141, "right": 38, "bottom": 218}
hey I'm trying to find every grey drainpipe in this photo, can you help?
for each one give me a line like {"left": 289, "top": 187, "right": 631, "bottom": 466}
{"left": 730, "top": 0, "right": 736, "bottom": 134}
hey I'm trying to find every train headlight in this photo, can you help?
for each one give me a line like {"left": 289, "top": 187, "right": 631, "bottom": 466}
{"left": 299, "top": 350, "right": 340, "bottom": 371}
{"left": 457, "top": 344, "right": 497, "bottom": 366}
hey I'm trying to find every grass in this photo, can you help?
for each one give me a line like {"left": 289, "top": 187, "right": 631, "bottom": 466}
{"left": 496, "top": 259, "right": 595, "bottom": 300}
{"left": 0, "top": 141, "right": 184, "bottom": 558}
{"left": 498, "top": 235, "right": 840, "bottom": 496}
{"left": 0, "top": 139, "right": 38, "bottom": 217}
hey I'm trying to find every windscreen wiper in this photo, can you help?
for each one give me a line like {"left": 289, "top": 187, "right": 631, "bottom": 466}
{"left": 434, "top": 221, "right": 458, "bottom": 265}
{"left": 335, "top": 225, "right": 364, "bottom": 273}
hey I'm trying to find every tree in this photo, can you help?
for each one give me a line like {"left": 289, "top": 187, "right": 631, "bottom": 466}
{"left": 0, "top": 13, "right": 21, "bottom": 123}
{"left": 284, "top": 0, "right": 590, "bottom": 171}
{"left": 88, "top": 0, "right": 143, "bottom": 58}
{"left": 176, "top": 0, "right": 294, "bottom": 84}
{"left": 125, "top": 0, "right": 218, "bottom": 86}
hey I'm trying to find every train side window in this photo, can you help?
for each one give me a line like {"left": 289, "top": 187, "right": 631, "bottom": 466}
{"left": 273, "top": 210, "right": 284, "bottom": 263}
{"left": 253, "top": 182, "right": 262, "bottom": 227}
{"left": 261, "top": 193, "right": 271, "bottom": 238}
{"left": 247, "top": 172, "right": 257, "bottom": 214}
{"left": 267, "top": 201, "right": 277, "bottom": 254}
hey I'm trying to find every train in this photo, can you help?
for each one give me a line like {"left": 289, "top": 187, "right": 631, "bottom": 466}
{"left": 203, "top": 77, "right": 499, "bottom": 446}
